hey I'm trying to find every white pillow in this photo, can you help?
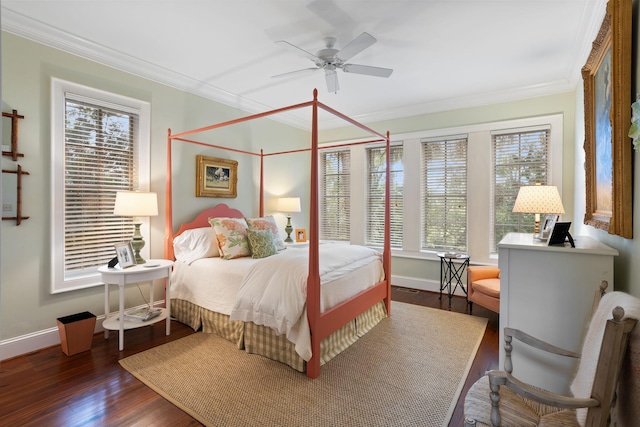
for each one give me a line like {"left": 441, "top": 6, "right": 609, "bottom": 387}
{"left": 173, "top": 227, "right": 219, "bottom": 264}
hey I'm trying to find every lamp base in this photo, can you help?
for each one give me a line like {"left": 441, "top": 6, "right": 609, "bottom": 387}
{"left": 533, "top": 216, "right": 541, "bottom": 235}
{"left": 284, "top": 215, "right": 293, "bottom": 243}
{"left": 131, "top": 223, "right": 146, "bottom": 264}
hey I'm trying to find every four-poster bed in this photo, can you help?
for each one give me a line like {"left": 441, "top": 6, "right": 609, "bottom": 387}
{"left": 163, "top": 89, "right": 392, "bottom": 378}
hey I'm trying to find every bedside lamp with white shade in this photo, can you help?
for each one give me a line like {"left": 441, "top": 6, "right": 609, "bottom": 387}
{"left": 277, "top": 197, "right": 301, "bottom": 243}
{"left": 114, "top": 191, "right": 158, "bottom": 264}
{"left": 512, "top": 184, "right": 565, "bottom": 238}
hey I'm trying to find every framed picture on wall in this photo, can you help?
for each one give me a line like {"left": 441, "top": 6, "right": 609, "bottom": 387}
{"left": 582, "top": 0, "right": 633, "bottom": 238}
{"left": 196, "top": 155, "right": 238, "bottom": 198}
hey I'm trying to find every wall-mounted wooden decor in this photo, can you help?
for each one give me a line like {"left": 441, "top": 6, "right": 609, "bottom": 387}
{"left": 2, "top": 109, "right": 25, "bottom": 161}
{"left": 2, "top": 164, "right": 30, "bottom": 225}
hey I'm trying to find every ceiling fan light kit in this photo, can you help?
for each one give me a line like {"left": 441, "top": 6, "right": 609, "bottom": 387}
{"left": 273, "top": 32, "right": 393, "bottom": 93}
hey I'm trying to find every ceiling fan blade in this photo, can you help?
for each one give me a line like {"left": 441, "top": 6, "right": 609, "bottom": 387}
{"left": 336, "top": 32, "right": 376, "bottom": 62}
{"left": 325, "top": 68, "right": 340, "bottom": 93}
{"left": 275, "top": 40, "right": 319, "bottom": 62}
{"left": 272, "top": 68, "right": 320, "bottom": 79}
{"left": 307, "top": 0, "right": 356, "bottom": 31}
{"left": 342, "top": 63, "right": 393, "bottom": 78}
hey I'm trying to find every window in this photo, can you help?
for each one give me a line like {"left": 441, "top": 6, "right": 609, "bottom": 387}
{"left": 51, "top": 78, "right": 150, "bottom": 293}
{"left": 366, "top": 145, "right": 403, "bottom": 247}
{"left": 491, "top": 126, "right": 550, "bottom": 250}
{"left": 421, "top": 136, "right": 468, "bottom": 252}
{"left": 317, "top": 114, "right": 561, "bottom": 264}
{"left": 319, "top": 149, "right": 350, "bottom": 241}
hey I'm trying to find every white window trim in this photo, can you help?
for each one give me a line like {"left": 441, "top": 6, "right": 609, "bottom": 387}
{"left": 320, "top": 114, "right": 562, "bottom": 264}
{"left": 50, "top": 78, "right": 151, "bottom": 293}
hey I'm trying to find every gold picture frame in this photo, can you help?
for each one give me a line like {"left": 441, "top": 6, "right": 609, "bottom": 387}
{"left": 295, "top": 228, "right": 307, "bottom": 242}
{"left": 196, "top": 155, "right": 238, "bottom": 198}
{"left": 582, "top": 0, "right": 632, "bottom": 238}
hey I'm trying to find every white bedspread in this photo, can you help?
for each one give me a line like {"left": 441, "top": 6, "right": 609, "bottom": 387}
{"left": 229, "top": 244, "right": 382, "bottom": 361}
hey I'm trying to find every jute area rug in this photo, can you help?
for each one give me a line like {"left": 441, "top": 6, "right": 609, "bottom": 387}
{"left": 120, "top": 301, "right": 487, "bottom": 427}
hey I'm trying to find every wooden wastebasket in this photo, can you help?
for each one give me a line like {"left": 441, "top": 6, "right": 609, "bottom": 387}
{"left": 57, "top": 311, "right": 96, "bottom": 356}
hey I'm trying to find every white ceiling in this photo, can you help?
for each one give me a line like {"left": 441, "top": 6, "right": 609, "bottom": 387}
{"left": 2, "top": 0, "right": 606, "bottom": 130}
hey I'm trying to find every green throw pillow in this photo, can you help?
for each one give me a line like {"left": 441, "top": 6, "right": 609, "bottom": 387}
{"left": 247, "top": 229, "right": 278, "bottom": 259}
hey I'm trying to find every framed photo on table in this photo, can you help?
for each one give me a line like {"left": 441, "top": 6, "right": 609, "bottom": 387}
{"left": 295, "top": 228, "right": 307, "bottom": 242}
{"left": 547, "top": 222, "right": 575, "bottom": 247}
{"left": 196, "top": 155, "right": 238, "bottom": 198}
{"left": 114, "top": 242, "right": 136, "bottom": 269}
{"left": 540, "top": 214, "right": 559, "bottom": 240}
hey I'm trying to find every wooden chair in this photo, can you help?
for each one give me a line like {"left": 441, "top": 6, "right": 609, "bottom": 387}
{"left": 467, "top": 266, "right": 500, "bottom": 314}
{"left": 463, "top": 281, "right": 638, "bottom": 426}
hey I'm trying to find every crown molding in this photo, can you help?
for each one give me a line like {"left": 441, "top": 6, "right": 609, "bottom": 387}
{"left": 1, "top": 9, "right": 311, "bottom": 130}
{"left": 2, "top": 5, "right": 599, "bottom": 131}
{"left": 322, "top": 78, "right": 577, "bottom": 129}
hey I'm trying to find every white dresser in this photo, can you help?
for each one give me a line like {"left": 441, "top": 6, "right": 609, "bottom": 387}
{"left": 497, "top": 233, "right": 618, "bottom": 394}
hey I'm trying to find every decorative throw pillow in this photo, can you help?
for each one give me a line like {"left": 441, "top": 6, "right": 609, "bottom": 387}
{"left": 172, "top": 227, "right": 219, "bottom": 264}
{"left": 245, "top": 215, "right": 286, "bottom": 250}
{"left": 247, "top": 229, "right": 278, "bottom": 259}
{"left": 208, "top": 217, "right": 251, "bottom": 260}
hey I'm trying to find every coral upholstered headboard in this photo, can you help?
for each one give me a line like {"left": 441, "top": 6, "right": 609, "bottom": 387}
{"left": 167, "top": 204, "right": 244, "bottom": 260}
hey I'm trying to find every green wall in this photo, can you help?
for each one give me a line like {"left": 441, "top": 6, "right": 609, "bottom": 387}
{"left": 320, "top": 91, "right": 578, "bottom": 289}
{"left": 4, "top": 4, "right": 640, "bottom": 353}
{"left": 0, "top": 32, "right": 309, "bottom": 343}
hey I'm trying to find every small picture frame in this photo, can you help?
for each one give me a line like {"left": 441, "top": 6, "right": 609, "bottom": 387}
{"left": 547, "top": 221, "right": 575, "bottom": 247}
{"left": 295, "top": 228, "right": 307, "bottom": 242}
{"left": 114, "top": 242, "right": 136, "bottom": 269}
{"left": 540, "top": 214, "right": 559, "bottom": 240}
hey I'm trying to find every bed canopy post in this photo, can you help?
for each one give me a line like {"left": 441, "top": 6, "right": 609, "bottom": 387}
{"left": 259, "top": 149, "right": 264, "bottom": 217}
{"left": 164, "top": 91, "right": 391, "bottom": 379}
{"left": 164, "top": 129, "right": 174, "bottom": 260}
{"left": 384, "top": 131, "right": 392, "bottom": 316}
{"left": 307, "top": 89, "right": 321, "bottom": 379}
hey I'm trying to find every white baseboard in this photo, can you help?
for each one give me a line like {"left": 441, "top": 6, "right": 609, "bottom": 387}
{"left": 0, "top": 314, "right": 106, "bottom": 362}
{"left": 0, "top": 302, "right": 163, "bottom": 362}
{"left": 391, "top": 274, "right": 468, "bottom": 297}
{"left": 1, "top": 279, "right": 468, "bottom": 362}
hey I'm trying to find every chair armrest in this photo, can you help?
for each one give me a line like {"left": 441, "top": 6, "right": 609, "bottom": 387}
{"left": 504, "top": 327, "right": 580, "bottom": 374}
{"left": 467, "top": 266, "right": 500, "bottom": 282}
{"left": 487, "top": 370, "right": 599, "bottom": 426}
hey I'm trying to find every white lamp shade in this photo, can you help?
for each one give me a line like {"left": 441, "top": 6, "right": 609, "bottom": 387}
{"left": 277, "top": 197, "right": 301, "bottom": 213}
{"left": 114, "top": 191, "right": 158, "bottom": 217}
{"left": 512, "top": 185, "right": 565, "bottom": 214}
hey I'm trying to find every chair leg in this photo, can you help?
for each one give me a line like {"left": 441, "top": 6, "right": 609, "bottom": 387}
{"left": 468, "top": 300, "right": 473, "bottom": 315}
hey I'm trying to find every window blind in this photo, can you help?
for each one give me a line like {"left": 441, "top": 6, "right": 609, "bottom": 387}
{"left": 320, "top": 150, "right": 350, "bottom": 241}
{"left": 491, "top": 127, "right": 550, "bottom": 250}
{"left": 64, "top": 97, "right": 139, "bottom": 275}
{"left": 421, "top": 137, "right": 468, "bottom": 252}
{"left": 366, "top": 145, "right": 403, "bottom": 247}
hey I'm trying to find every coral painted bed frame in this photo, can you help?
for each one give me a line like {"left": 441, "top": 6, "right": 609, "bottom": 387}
{"left": 164, "top": 89, "right": 391, "bottom": 378}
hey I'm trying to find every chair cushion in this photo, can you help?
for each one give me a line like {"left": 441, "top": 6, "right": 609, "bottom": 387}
{"left": 472, "top": 278, "right": 500, "bottom": 298}
{"left": 465, "top": 375, "right": 539, "bottom": 427}
{"left": 538, "top": 410, "right": 580, "bottom": 427}
{"left": 464, "top": 375, "right": 579, "bottom": 427}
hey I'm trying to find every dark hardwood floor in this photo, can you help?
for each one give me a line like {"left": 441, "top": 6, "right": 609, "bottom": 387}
{"left": 0, "top": 287, "right": 498, "bottom": 426}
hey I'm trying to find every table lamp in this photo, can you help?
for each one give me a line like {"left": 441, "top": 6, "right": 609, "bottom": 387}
{"left": 277, "top": 197, "right": 301, "bottom": 243}
{"left": 512, "top": 184, "right": 565, "bottom": 238}
{"left": 114, "top": 191, "right": 158, "bottom": 264}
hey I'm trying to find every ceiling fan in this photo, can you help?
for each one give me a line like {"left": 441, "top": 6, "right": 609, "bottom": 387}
{"left": 272, "top": 32, "right": 393, "bottom": 93}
